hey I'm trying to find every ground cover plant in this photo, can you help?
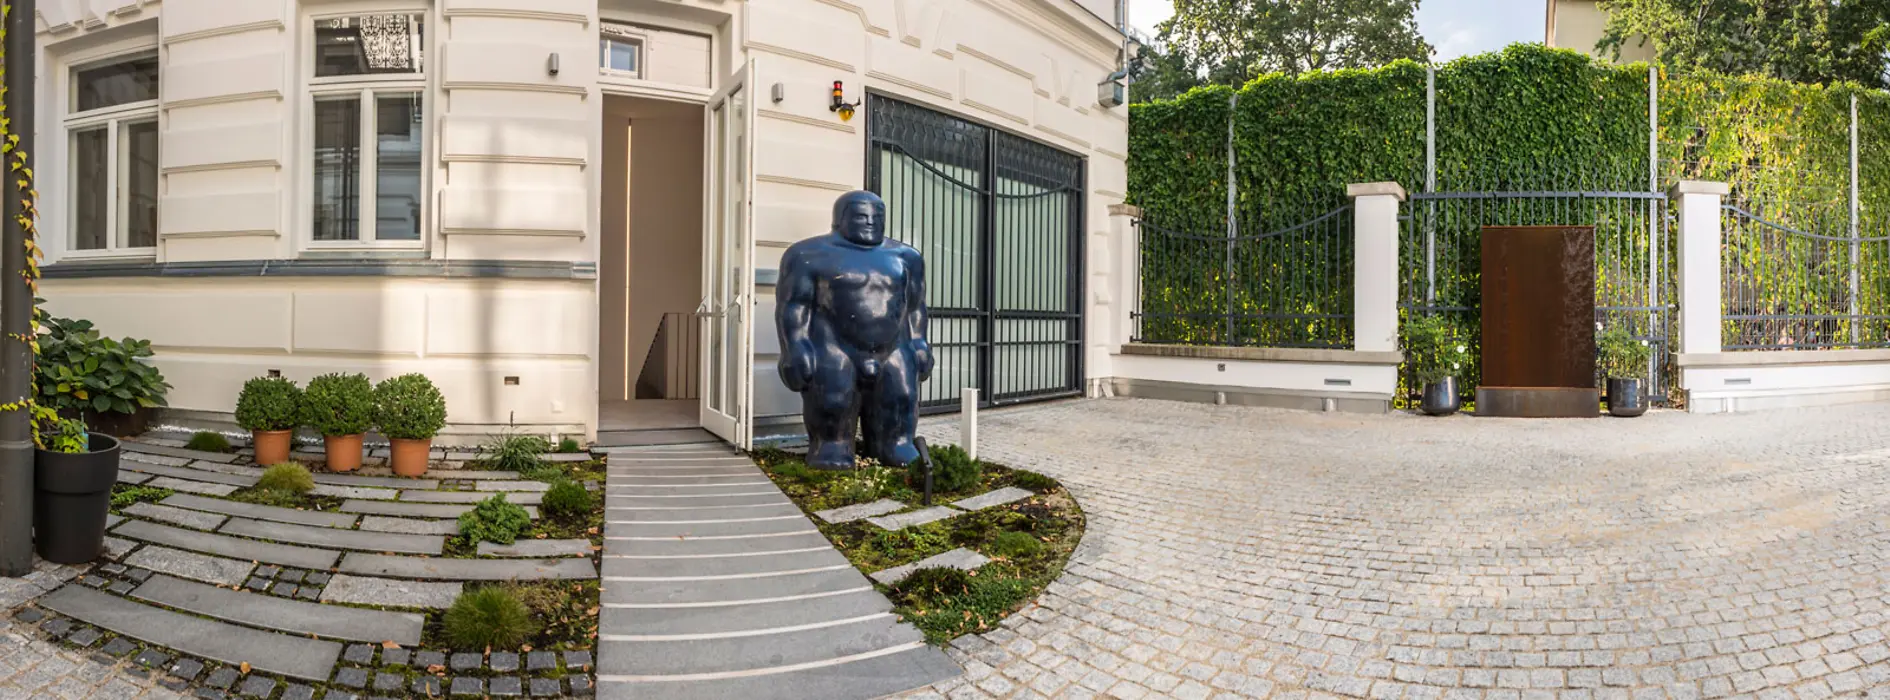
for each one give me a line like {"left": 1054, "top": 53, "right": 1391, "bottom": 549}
{"left": 109, "top": 484, "right": 173, "bottom": 511}
{"left": 183, "top": 431, "right": 232, "bottom": 453}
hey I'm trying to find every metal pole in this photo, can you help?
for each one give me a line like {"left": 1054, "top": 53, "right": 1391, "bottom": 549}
{"left": 1851, "top": 93, "right": 1861, "bottom": 345}
{"left": 1647, "top": 65, "right": 1660, "bottom": 384}
{"left": 0, "top": 0, "right": 39, "bottom": 577}
{"left": 1224, "top": 93, "right": 1237, "bottom": 343}
{"left": 1425, "top": 65, "right": 1436, "bottom": 306}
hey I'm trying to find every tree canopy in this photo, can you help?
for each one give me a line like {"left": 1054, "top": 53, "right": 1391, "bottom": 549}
{"left": 1138, "top": 0, "right": 1433, "bottom": 101}
{"left": 1596, "top": 0, "right": 1890, "bottom": 88}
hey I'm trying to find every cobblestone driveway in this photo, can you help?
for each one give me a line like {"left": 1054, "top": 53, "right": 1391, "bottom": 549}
{"left": 911, "top": 398, "right": 1890, "bottom": 699}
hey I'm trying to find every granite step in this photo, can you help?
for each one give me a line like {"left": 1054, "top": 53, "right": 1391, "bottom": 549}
{"left": 602, "top": 548, "right": 849, "bottom": 579}
{"left": 608, "top": 483, "right": 777, "bottom": 495}
{"left": 160, "top": 494, "right": 359, "bottom": 529}
{"left": 601, "top": 588, "right": 891, "bottom": 637}
{"left": 609, "top": 475, "right": 767, "bottom": 485}
{"left": 219, "top": 517, "right": 445, "bottom": 555}
{"left": 311, "top": 473, "right": 440, "bottom": 490}
{"left": 143, "top": 477, "right": 238, "bottom": 497}
{"left": 124, "top": 442, "right": 244, "bottom": 464}
{"left": 113, "top": 519, "right": 342, "bottom": 570}
{"left": 338, "top": 553, "right": 598, "bottom": 581}
{"left": 356, "top": 516, "right": 461, "bottom": 535}
{"left": 399, "top": 490, "right": 545, "bottom": 505}
{"left": 605, "top": 531, "right": 829, "bottom": 557}
{"left": 119, "top": 462, "right": 259, "bottom": 488}
{"left": 476, "top": 539, "right": 594, "bottom": 558}
{"left": 123, "top": 503, "right": 228, "bottom": 531}
{"left": 602, "top": 565, "right": 868, "bottom": 606}
{"left": 600, "top": 614, "right": 919, "bottom": 676}
{"left": 131, "top": 574, "right": 425, "bottom": 646}
{"left": 39, "top": 584, "right": 343, "bottom": 681}
{"left": 309, "top": 484, "right": 400, "bottom": 500}
{"left": 605, "top": 504, "right": 804, "bottom": 522}
{"left": 611, "top": 468, "right": 759, "bottom": 477}
{"left": 125, "top": 545, "right": 255, "bottom": 586}
{"left": 607, "top": 494, "right": 793, "bottom": 508}
{"left": 356, "top": 468, "right": 520, "bottom": 480}
{"left": 340, "top": 500, "right": 540, "bottom": 519}
{"left": 116, "top": 472, "right": 153, "bottom": 486}
{"left": 605, "top": 516, "right": 816, "bottom": 539}
{"left": 596, "top": 642, "right": 959, "bottom": 700}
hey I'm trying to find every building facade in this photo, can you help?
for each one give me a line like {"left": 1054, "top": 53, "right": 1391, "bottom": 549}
{"left": 32, "top": 0, "right": 1132, "bottom": 447}
{"left": 1545, "top": 0, "right": 1653, "bottom": 63}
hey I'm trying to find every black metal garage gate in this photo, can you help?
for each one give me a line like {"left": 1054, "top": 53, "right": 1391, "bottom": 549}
{"left": 865, "top": 94, "right": 1086, "bottom": 413}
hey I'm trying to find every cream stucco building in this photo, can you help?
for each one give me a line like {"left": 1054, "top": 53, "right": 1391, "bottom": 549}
{"left": 32, "top": 0, "right": 1133, "bottom": 448}
{"left": 1545, "top": 0, "right": 1653, "bottom": 63}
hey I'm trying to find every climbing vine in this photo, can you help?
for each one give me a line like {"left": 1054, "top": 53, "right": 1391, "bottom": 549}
{"left": 0, "top": 1, "right": 51, "bottom": 443}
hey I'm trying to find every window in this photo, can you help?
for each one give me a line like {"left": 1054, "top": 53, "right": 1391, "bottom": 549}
{"left": 600, "top": 24, "right": 645, "bottom": 78}
{"left": 66, "top": 52, "right": 159, "bottom": 253}
{"left": 309, "top": 13, "right": 425, "bottom": 244}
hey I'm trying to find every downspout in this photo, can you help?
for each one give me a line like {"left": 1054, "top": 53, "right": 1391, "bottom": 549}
{"left": 1103, "top": 0, "right": 1130, "bottom": 85}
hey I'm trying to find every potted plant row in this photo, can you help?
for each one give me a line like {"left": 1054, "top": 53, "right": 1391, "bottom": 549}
{"left": 234, "top": 372, "right": 448, "bottom": 475}
{"left": 1404, "top": 314, "right": 1470, "bottom": 416}
{"left": 1597, "top": 326, "right": 1653, "bottom": 417}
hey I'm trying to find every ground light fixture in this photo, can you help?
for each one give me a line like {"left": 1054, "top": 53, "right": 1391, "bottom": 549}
{"left": 830, "top": 80, "right": 861, "bottom": 122}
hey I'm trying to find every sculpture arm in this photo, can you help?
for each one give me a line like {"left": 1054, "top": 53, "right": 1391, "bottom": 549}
{"left": 776, "top": 248, "right": 818, "bottom": 392}
{"left": 904, "top": 247, "right": 933, "bottom": 381}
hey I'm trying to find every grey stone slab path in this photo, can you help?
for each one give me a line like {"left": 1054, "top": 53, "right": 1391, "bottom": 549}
{"left": 114, "top": 519, "right": 341, "bottom": 570}
{"left": 101, "top": 535, "right": 136, "bottom": 559}
{"left": 337, "top": 553, "right": 597, "bottom": 580}
{"left": 357, "top": 467, "right": 520, "bottom": 479}
{"left": 476, "top": 480, "right": 552, "bottom": 492}
{"left": 947, "top": 486, "right": 1034, "bottom": 511}
{"left": 119, "top": 462, "right": 258, "bottom": 487}
{"left": 144, "top": 476, "right": 238, "bottom": 496}
{"left": 867, "top": 547, "right": 991, "bottom": 585}
{"left": 124, "top": 545, "right": 254, "bottom": 586}
{"left": 339, "top": 499, "right": 539, "bottom": 519}
{"left": 116, "top": 471, "right": 152, "bottom": 485}
{"left": 104, "top": 513, "right": 124, "bottom": 529}
{"left": 309, "top": 484, "right": 399, "bottom": 500}
{"left": 160, "top": 493, "right": 360, "bottom": 528}
{"left": 477, "top": 539, "right": 593, "bottom": 557}
{"left": 123, "top": 442, "right": 243, "bottom": 464}
{"left": 400, "top": 489, "right": 544, "bottom": 504}
{"left": 123, "top": 502, "right": 228, "bottom": 531}
{"left": 219, "top": 517, "right": 445, "bottom": 555}
{"left": 131, "top": 574, "right": 425, "bottom": 646}
{"left": 320, "top": 574, "right": 462, "bottom": 608}
{"left": 813, "top": 498, "right": 906, "bottom": 523}
{"left": 310, "top": 472, "right": 439, "bottom": 490}
{"left": 356, "top": 515, "right": 461, "bottom": 535}
{"left": 598, "top": 449, "right": 957, "bottom": 699}
{"left": 39, "top": 584, "right": 342, "bottom": 681}
{"left": 864, "top": 506, "right": 958, "bottom": 531}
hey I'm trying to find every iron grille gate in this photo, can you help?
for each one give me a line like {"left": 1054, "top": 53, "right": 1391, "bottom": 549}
{"left": 865, "top": 94, "right": 1086, "bottom": 413}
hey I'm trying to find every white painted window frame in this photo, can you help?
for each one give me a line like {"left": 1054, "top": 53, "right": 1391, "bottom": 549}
{"left": 60, "top": 46, "right": 159, "bottom": 261}
{"left": 600, "top": 23, "right": 647, "bottom": 80}
{"left": 299, "top": 4, "right": 432, "bottom": 252}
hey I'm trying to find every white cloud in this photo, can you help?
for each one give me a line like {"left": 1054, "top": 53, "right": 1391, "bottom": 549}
{"left": 1128, "top": 0, "right": 1175, "bottom": 36}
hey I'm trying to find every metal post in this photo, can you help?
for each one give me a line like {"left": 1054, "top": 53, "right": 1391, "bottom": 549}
{"left": 1424, "top": 65, "right": 1436, "bottom": 306}
{"left": 0, "top": 0, "right": 39, "bottom": 577}
{"left": 1647, "top": 65, "right": 1661, "bottom": 383}
{"left": 1224, "top": 93, "right": 1237, "bottom": 343}
{"left": 1851, "top": 93, "right": 1861, "bottom": 345}
{"left": 959, "top": 388, "right": 978, "bottom": 461}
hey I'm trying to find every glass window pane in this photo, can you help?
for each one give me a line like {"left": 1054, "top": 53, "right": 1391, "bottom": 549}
{"left": 603, "top": 39, "right": 639, "bottom": 73}
{"left": 121, "top": 121, "right": 159, "bottom": 248}
{"left": 72, "top": 127, "right": 109, "bottom": 250}
{"left": 375, "top": 94, "right": 423, "bottom": 241}
{"left": 74, "top": 55, "right": 158, "bottom": 112}
{"left": 313, "top": 96, "right": 362, "bottom": 241}
{"left": 315, "top": 14, "right": 424, "bottom": 77}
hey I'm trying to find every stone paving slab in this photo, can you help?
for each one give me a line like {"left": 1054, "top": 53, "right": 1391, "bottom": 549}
{"left": 356, "top": 516, "right": 462, "bottom": 535}
{"left": 340, "top": 499, "right": 539, "bottom": 519}
{"left": 124, "top": 442, "right": 243, "bottom": 464}
{"left": 601, "top": 565, "right": 866, "bottom": 606}
{"left": 219, "top": 517, "right": 445, "bottom": 555}
{"left": 476, "top": 539, "right": 593, "bottom": 557}
{"left": 123, "top": 503, "right": 228, "bottom": 531}
{"left": 144, "top": 476, "right": 238, "bottom": 497}
{"left": 474, "top": 480, "right": 552, "bottom": 492}
{"left": 125, "top": 545, "right": 254, "bottom": 586}
{"left": 114, "top": 519, "right": 341, "bottom": 570}
{"left": 947, "top": 486, "right": 1034, "bottom": 511}
{"left": 309, "top": 484, "right": 400, "bottom": 500}
{"left": 320, "top": 574, "right": 462, "bottom": 608}
{"left": 39, "top": 584, "right": 343, "bottom": 681}
{"left": 116, "top": 471, "right": 152, "bottom": 486}
{"left": 612, "top": 466, "right": 757, "bottom": 476}
{"left": 356, "top": 467, "right": 520, "bottom": 480}
{"left": 542, "top": 452, "right": 594, "bottom": 462}
{"left": 866, "top": 547, "right": 991, "bottom": 585}
{"left": 101, "top": 535, "right": 137, "bottom": 559}
{"left": 160, "top": 493, "right": 359, "bottom": 528}
{"left": 611, "top": 474, "right": 768, "bottom": 486}
{"left": 600, "top": 614, "right": 918, "bottom": 676}
{"left": 338, "top": 553, "right": 597, "bottom": 580}
{"left": 601, "top": 588, "right": 891, "bottom": 637}
{"left": 119, "top": 462, "right": 258, "bottom": 487}
{"left": 399, "top": 489, "right": 545, "bottom": 505}
{"left": 604, "top": 515, "right": 816, "bottom": 538}
{"left": 310, "top": 473, "right": 439, "bottom": 490}
{"left": 607, "top": 493, "right": 791, "bottom": 508}
{"left": 601, "top": 547, "right": 849, "bottom": 579}
{"left": 864, "top": 506, "right": 959, "bottom": 531}
{"left": 131, "top": 574, "right": 424, "bottom": 646}
{"left": 599, "top": 643, "right": 959, "bottom": 700}
{"left": 121, "top": 452, "right": 195, "bottom": 468}
{"left": 605, "top": 503, "right": 803, "bottom": 522}
{"left": 813, "top": 498, "right": 907, "bottom": 523}
{"left": 104, "top": 513, "right": 124, "bottom": 529}
{"left": 604, "top": 531, "right": 829, "bottom": 557}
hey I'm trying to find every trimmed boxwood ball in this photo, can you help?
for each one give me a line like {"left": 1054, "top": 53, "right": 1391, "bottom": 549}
{"left": 300, "top": 373, "right": 374, "bottom": 437}
{"left": 908, "top": 443, "right": 981, "bottom": 493}
{"left": 234, "top": 376, "right": 302, "bottom": 432}
{"left": 372, "top": 373, "right": 447, "bottom": 440}
{"left": 184, "top": 431, "right": 231, "bottom": 453}
{"left": 459, "top": 494, "right": 532, "bottom": 544}
{"left": 443, "top": 587, "right": 537, "bottom": 650}
{"left": 257, "top": 463, "right": 315, "bottom": 494}
{"left": 540, "top": 479, "right": 592, "bottom": 520}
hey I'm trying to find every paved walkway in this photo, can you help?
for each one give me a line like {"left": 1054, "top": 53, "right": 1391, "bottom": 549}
{"left": 596, "top": 443, "right": 959, "bottom": 700}
{"left": 906, "top": 398, "right": 1890, "bottom": 699}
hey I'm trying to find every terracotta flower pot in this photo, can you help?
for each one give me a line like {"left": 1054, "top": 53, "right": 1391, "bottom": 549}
{"left": 252, "top": 429, "right": 293, "bottom": 466}
{"left": 324, "top": 434, "right": 364, "bottom": 472}
{"left": 390, "top": 437, "right": 432, "bottom": 477}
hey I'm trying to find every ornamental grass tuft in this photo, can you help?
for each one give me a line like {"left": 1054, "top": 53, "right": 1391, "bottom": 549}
{"left": 443, "top": 587, "right": 537, "bottom": 650}
{"left": 257, "top": 463, "right": 315, "bottom": 495}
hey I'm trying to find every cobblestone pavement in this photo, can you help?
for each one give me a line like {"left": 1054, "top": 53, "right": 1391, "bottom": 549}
{"left": 907, "top": 398, "right": 1890, "bottom": 699}
{"left": 0, "top": 559, "right": 185, "bottom": 700}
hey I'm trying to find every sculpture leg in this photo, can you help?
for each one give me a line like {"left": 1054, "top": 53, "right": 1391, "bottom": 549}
{"left": 861, "top": 345, "right": 921, "bottom": 467}
{"left": 803, "top": 354, "right": 862, "bottom": 470}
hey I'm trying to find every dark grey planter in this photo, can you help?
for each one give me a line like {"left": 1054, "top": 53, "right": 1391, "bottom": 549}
{"left": 1420, "top": 377, "right": 1460, "bottom": 416}
{"left": 34, "top": 433, "right": 121, "bottom": 564}
{"left": 1606, "top": 377, "right": 1648, "bottom": 417}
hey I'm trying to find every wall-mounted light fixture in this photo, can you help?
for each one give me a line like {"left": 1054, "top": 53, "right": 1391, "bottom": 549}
{"left": 771, "top": 82, "right": 785, "bottom": 104}
{"left": 547, "top": 53, "right": 560, "bottom": 76}
{"left": 1097, "top": 77, "right": 1125, "bottom": 109}
{"left": 830, "top": 80, "right": 861, "bottom": 122}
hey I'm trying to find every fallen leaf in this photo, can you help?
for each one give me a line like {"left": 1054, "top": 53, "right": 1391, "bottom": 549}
{"left": 239, "top": 662, "right": 251, "bottom": 674}
{"left": 427, "top": 664, "right": 446, "bottom": 674}
{"left": 521, "top": 645, "right": 533, "bottom": 652}
{"left": 382, "top": 641, "right": 399, "bottom": 649}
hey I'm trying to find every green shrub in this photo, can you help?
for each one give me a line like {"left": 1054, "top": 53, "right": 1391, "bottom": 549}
{"left": 828, "top": 466, "right": 907, "bottom": 508}
{"left": 540, "top": 480, "right": 593, "bottom": 520}
{"left": 234, "top": 377, "right": 301, "bottom": 432}
{"left": 443, "top": 587, "right": 537, "bottom": 650}
{"left": 459, "top": 494, "right": 533, "bottom": 544}
{"left": 110, "top": 485, "right": 173, "bottom": 510}
{"left": 1009, "top": 470, "right": 1058, "bottom": 493}
{"left": 556, "top": 437, "right": 582, "bottom": 454}
{"left": 372, "top": 373, "right": 448, "bottom": 440}
{"left": 989, "top": 531, "right": 1044, "bottom": 559}
{"left": 908, "top": 443, "right": 981, "bottom": 493}
{"left": 257, "top": 463, "right": 315, "bottom": 494}
{"left": 184, "top": 431, "right": 232, "bottom": 453}
{"left": 300, "top": 373, "right": 374, "bottom": 436}
{"left": 1402, "top": 314, "right": 1469, "bottom": 385}
{"left": 36, "top": 413, "right": 89, "bottom": 454}
{"left": 889, "top": 567, "right": 972, "bottom": 606}
{"left": 34, "top": 316, "right": 170, "bottom": 417}
{"left": 1597, "top": 326, "right": 1654, "bottom": 379}
{"left": 486, "top": 433, "right": 551, "bottom": 473}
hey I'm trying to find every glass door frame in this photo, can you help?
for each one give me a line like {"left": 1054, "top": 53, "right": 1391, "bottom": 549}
{"left": 698, "top": 60, "right": 756, "bottom": 446}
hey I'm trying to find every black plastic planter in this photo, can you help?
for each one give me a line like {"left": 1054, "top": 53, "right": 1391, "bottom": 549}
{"left": 1606, "top": 377, "right": 1649, "bottom": 417}
{"left": 34, "top": 433, "right": 122, "bottom": 564}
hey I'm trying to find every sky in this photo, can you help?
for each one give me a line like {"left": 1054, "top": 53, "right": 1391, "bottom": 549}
{"left": 1127, "top": 0, "right": 1548, "bottom": 62}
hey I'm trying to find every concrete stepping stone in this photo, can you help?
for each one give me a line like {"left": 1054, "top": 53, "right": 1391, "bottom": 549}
{"left": 602, "top": 548, "right": 848, "bottom": 579}
{"left": 608, "top": 493, "right": 792, "bottom": 508}
{"left": 613, "top": 465, "right": 756, "bottom": 475}
{"left": 145, "top": 477, "right": 238, "bottom": 497}
{"left": 606, "top": 516, "right": 815, "bottom": 538}
{"left": 338, "top": 553, "right": 597, "bottom": 581}
{"left": 120, "top": 462, "right": 259, "bottom": 487}
{"left": 124, "top": 442, "right": 243, "bottom": 464}
{"left": 603, "top": 565, "right": 868, "bottom": 606}
{"left": 117, "top": 472, "right": 153, "bottom": 486}
{"left": 813, "top": 499, "right": 906, "bottom": 524}
{"left": 596, "top": 642, "right": 958, "bottom": 700}
{"left": 40, "top": 584, "right": 342, "bottom": 681}
{"left": 310, "top": 484, "right": 399, "bottom": 500}
{"left": 131, "top": 574, "right": 424, "bottom": 646}
{"left": 114, "top": 520, "right": 341, "bottom": 570}
{"left": 311, "top": 473, "right": 439, "bottom": 490}
{"left": 102, "top": 536, "right": 137, "bottom": 559}
{"left": 612, "top": 474, "right": 767, "bottom": 486}
{"left": 340, "top": 500, "right": 539, "bottom": 519}
{"left": 124, "top": 503, "right": 228, "bottom": 531}
{"left": 476, "top": 539, "right": 593, "bottom": 557}
{"left": 400, "top": 490, "right": 544, "bottom": 505}
{"left": 105, "top": 513, "right": 124, "bottom": 529}
{"left": 541, "top": 452, "right": 594, "bottom": 462}
{"left": 219, "top": 518, "right": 445, "bottom": 555}
{"left": 475, "top": 480, "right": 552, "bottom": 492}
{"left": 167, "top": 460, "right": 259, "bottom": 477}
{"left": 126, "top": 545, "right": 253, "bottom": 586}
{"left": 949, "top": 487, "right": 1035, "bottom": 511}
{"left": 865, "top": 506, "right": 959, "bottom": 531}
{"left": 357, "top": 468, "right": 520, "bottom": 480}
{"left": 604, "top": 530, "right": 829, "bottom": 557}
{"left": 867, "top": 548, "right": 992, "bottom": 585}
{"left": 607, "top": 504, "right": 803, "bottom": 523}
{"left": 602, "top": 588, "right": 891, "bottom": 637}
{"left": 608, "top": 483, "right": 775, "bottom": 496}
{"left": 321, "top": 575, "right": 462, "bottom": 609}
{"left": 601, "top": 614, "right": 919, "bottom": 676}
{"left": 356, "top": 516, "right": 461, "bottom": 535}
{"left": 160, "top": 494, "right": 358, "bottom": 529}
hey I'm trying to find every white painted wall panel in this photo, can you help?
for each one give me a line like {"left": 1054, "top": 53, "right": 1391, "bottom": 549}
{"left": 160, "top": 192, "right": 281, "bottom": 235}
{"left": 163, "top": 122, "right": 284, "bottom": 170}
{"left": 443, "top": 42, "right": 588, "bottom": 91}
{"left": 425, "top": 288, "right": 594, "bottom": 357}
{"left": 292, "top": 291, "right": 427, "bottom": 356}
{"left": 443, "top": 0, "right": 591, "bottom": 18}
{"left": 40, "top": 290, "right": 295, "bottom": 352}
{"left": 161, "top": 235, "right": 283, "bottom": 263}
{"left": 440, "top": 188, "right": 588, "bottom": 234}
{"left": 959, "top": 60, "right": 1034, "bottom": 126}
{"left": 441, "top": 116, "right": 589, "bottom": 162}
{"left": 1114, "top": 354, "right": 1400, "bottom": 396}
{"left": 161, "top": 0, "right": 284, "bottom": 38}
{"left": 747, "top": 1, "right": 863, "bottom": 70}
{"left": 646, "top": 29, "right": 713, "bottom": 88}
{"left": 163, "top": 53, "right": 284, "bottom": 103}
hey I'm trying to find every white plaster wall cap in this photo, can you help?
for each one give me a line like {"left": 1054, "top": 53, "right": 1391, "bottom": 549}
{"left": 1670, "top": 180, "right": 1731, "bottom": 197}
{"left": 1346, "top": 182, "right": 1408, "bottom": 201}
{"left": 1107, "top": 203, "right": 1143, "bottom": 218}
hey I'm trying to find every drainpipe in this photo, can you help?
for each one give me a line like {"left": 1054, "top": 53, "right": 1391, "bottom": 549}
{"left": 1, "top": 0, "right": 40, "bottom": 577}
{"left": 1102, "top": 0, "right": 1131, "bottom": 87}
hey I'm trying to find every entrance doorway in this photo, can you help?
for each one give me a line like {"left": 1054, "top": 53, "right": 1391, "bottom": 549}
{"left": 598, "top": 94, "right": 709, "bottom": 444}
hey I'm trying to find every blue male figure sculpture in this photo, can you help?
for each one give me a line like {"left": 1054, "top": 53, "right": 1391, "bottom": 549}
{"left": 776, "top": 191, "right": 932, "bottom": 470}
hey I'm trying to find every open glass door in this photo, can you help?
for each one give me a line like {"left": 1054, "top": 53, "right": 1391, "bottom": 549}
{"left": 699, "top": 61, "right": 756, "bottom": 447}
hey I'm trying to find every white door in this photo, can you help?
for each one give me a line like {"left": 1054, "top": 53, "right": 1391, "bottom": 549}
{"left": 699, "top": 61, "right": 756, "bottom": 447}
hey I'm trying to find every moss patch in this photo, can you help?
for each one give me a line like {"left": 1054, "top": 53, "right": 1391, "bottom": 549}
{"left": 223, "top": 487, "right": 343, "bottom": 512}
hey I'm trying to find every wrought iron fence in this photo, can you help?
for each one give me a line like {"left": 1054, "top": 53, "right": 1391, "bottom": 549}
{"left": 1133, "top": 201, "right": 1355, "bottom": 349}
{"left": 1720, "top": 197, "right": 1890, "bottom": 350}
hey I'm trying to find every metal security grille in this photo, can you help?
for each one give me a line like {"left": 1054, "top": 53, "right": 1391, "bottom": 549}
{"left": 866, "top": 94, "right": 1085, "bottom": 412}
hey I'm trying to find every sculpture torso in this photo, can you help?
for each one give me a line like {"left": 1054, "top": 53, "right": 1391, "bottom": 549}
{"left": 793, "top": 234, "right": 919, "bottom": 356}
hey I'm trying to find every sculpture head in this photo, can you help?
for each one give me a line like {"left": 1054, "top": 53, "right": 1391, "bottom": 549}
{"left": 832, "top": 191, "right": 886, "bottom": 247}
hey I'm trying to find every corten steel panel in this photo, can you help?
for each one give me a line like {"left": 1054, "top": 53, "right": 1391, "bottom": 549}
{"left": 1479, "top": 225, "right": 1597, "bottom": 391}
